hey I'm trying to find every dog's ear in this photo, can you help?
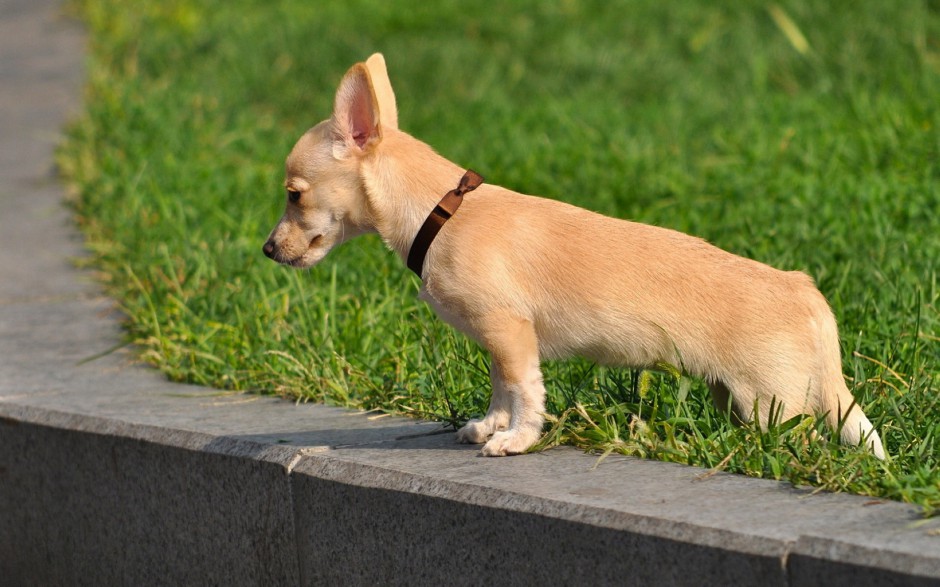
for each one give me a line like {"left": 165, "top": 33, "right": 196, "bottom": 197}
{"left": 365, "top": 53, "right": 398, "bottom": 130}
{"left": 333, "top": 62, "right": 381, "bottom": 154}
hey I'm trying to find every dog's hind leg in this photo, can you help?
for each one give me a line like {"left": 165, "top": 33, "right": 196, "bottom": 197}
{"left": 710, "top": 376, "right": 790, "bottom": 430}
{"left": 708, "top": 380, "right": 747, "bottom": 426}
{"left": 464, "top": 313, "right": 545, "bottom": 456}
{"left": 456, "top": 362, "right": 511, "bottom": 444}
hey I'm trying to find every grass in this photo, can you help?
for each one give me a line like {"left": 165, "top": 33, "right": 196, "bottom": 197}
{"left": 60, "top": 0, "right": 940, "bottom": 512}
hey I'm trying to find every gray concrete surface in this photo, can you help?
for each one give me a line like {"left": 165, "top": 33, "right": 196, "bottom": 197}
{"left": 1, "top": 0, "right": 940, "bottom": 585}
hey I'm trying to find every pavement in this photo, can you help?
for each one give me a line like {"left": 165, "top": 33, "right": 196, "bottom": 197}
{"left": 1, "top": 1, "right": 940, "bottom": 585}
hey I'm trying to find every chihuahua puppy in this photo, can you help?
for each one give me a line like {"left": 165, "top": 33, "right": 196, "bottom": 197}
{"left": 263, "top": 54, "right": 885, "bottom": 459}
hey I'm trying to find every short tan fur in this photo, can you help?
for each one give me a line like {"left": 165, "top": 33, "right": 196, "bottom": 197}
{"left": 263, "top": 54, "right": 885, "bottom": 459}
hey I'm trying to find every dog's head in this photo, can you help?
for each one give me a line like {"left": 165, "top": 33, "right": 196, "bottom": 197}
{"left": 262, "top": 54, "right": 398, "bottom": 268}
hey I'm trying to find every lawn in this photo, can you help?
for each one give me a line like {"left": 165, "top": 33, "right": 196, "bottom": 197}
{"left": 61, "top": 0, "right": 939, "bottom": 511}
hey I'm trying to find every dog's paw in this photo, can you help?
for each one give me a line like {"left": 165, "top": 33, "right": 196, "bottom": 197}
{"left": 480, "top": 429, "right": 539, "bottom": 457}
{"left": 456, "top": 419, "right": 492, "bottom": 444}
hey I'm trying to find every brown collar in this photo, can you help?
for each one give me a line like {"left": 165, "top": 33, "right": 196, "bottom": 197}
{"left": 407, "top": 169, "right": 484, "bottom": 278}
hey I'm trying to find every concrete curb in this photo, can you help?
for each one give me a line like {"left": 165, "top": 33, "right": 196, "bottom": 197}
{"left": 2, "top": 1, "right": 939, "bottom": 585}
{"left": 4, "top": 400, "right": 940, "bottom": 586}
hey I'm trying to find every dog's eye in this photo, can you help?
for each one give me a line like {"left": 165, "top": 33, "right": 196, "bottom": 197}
{"left": 287, "top": 190, "right": 301, "bottom": 203}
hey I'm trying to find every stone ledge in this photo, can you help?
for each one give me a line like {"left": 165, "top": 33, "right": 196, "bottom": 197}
{"left": 2, "top": 391, "right": 939, "bottom": 586}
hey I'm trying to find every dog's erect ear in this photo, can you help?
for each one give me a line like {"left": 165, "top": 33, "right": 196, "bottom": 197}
{"left": 333, "top": 62, "right": 381, "bottom": 153}
{"left": 365, "top": 53, "right": 398, "bottom": 130}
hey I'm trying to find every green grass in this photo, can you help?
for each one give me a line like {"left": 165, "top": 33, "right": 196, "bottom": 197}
{"left": 61, "top": 0, "right": 940, "bottom": 511}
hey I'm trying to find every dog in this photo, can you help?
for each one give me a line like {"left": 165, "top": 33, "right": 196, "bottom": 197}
{"left": 263, "top": 53, "right": 886, "bottom": 459}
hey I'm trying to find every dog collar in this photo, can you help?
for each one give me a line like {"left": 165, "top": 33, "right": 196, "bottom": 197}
{"left": 407, "top": 169, "right": 484, "bottom": 278}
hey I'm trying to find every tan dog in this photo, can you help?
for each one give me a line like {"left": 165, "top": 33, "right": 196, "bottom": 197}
{"left": 263, "top": 53, "right": 886, "bottom": 459}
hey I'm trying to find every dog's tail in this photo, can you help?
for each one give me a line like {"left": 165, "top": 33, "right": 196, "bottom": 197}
{"left": 816, "top": 300, "right": 886, "bottom": 459}
{"left": 820, "top": 375, "right": 886, "bottom": 459}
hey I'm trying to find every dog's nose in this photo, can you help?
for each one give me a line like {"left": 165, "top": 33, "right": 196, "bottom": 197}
{"left": 262, "top": 240, "right": 277, "bottom": 259}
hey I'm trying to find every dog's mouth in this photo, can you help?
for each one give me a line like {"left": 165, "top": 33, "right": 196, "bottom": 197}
{"left": 282, "top": 234, "right": 324, "bottom": 267}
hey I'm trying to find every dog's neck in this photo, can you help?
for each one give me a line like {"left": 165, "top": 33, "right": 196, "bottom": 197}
{"left": 362, "top": 130, "right": 466, "bottom": 262}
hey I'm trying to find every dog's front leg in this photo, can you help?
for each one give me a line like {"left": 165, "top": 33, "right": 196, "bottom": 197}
{"left": 458, "top": 313, "right": 545, "bottom": 456}
{"left": 456, "top": 362, "right": 512, "bottom": 444}
{"left": 480, "top": 364, "right": 546, "bottom": 456}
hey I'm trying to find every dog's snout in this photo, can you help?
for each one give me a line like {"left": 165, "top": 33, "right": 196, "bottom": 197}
{"left": 262, "top": 240, "right": 277, "bottom": 259}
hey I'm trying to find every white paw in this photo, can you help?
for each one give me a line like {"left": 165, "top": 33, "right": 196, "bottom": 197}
{"left": 455, "top": 419, "right": 492, "bottom": 444}
{"left": 480, "top": 429, "right": 540, "bottom": 457}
